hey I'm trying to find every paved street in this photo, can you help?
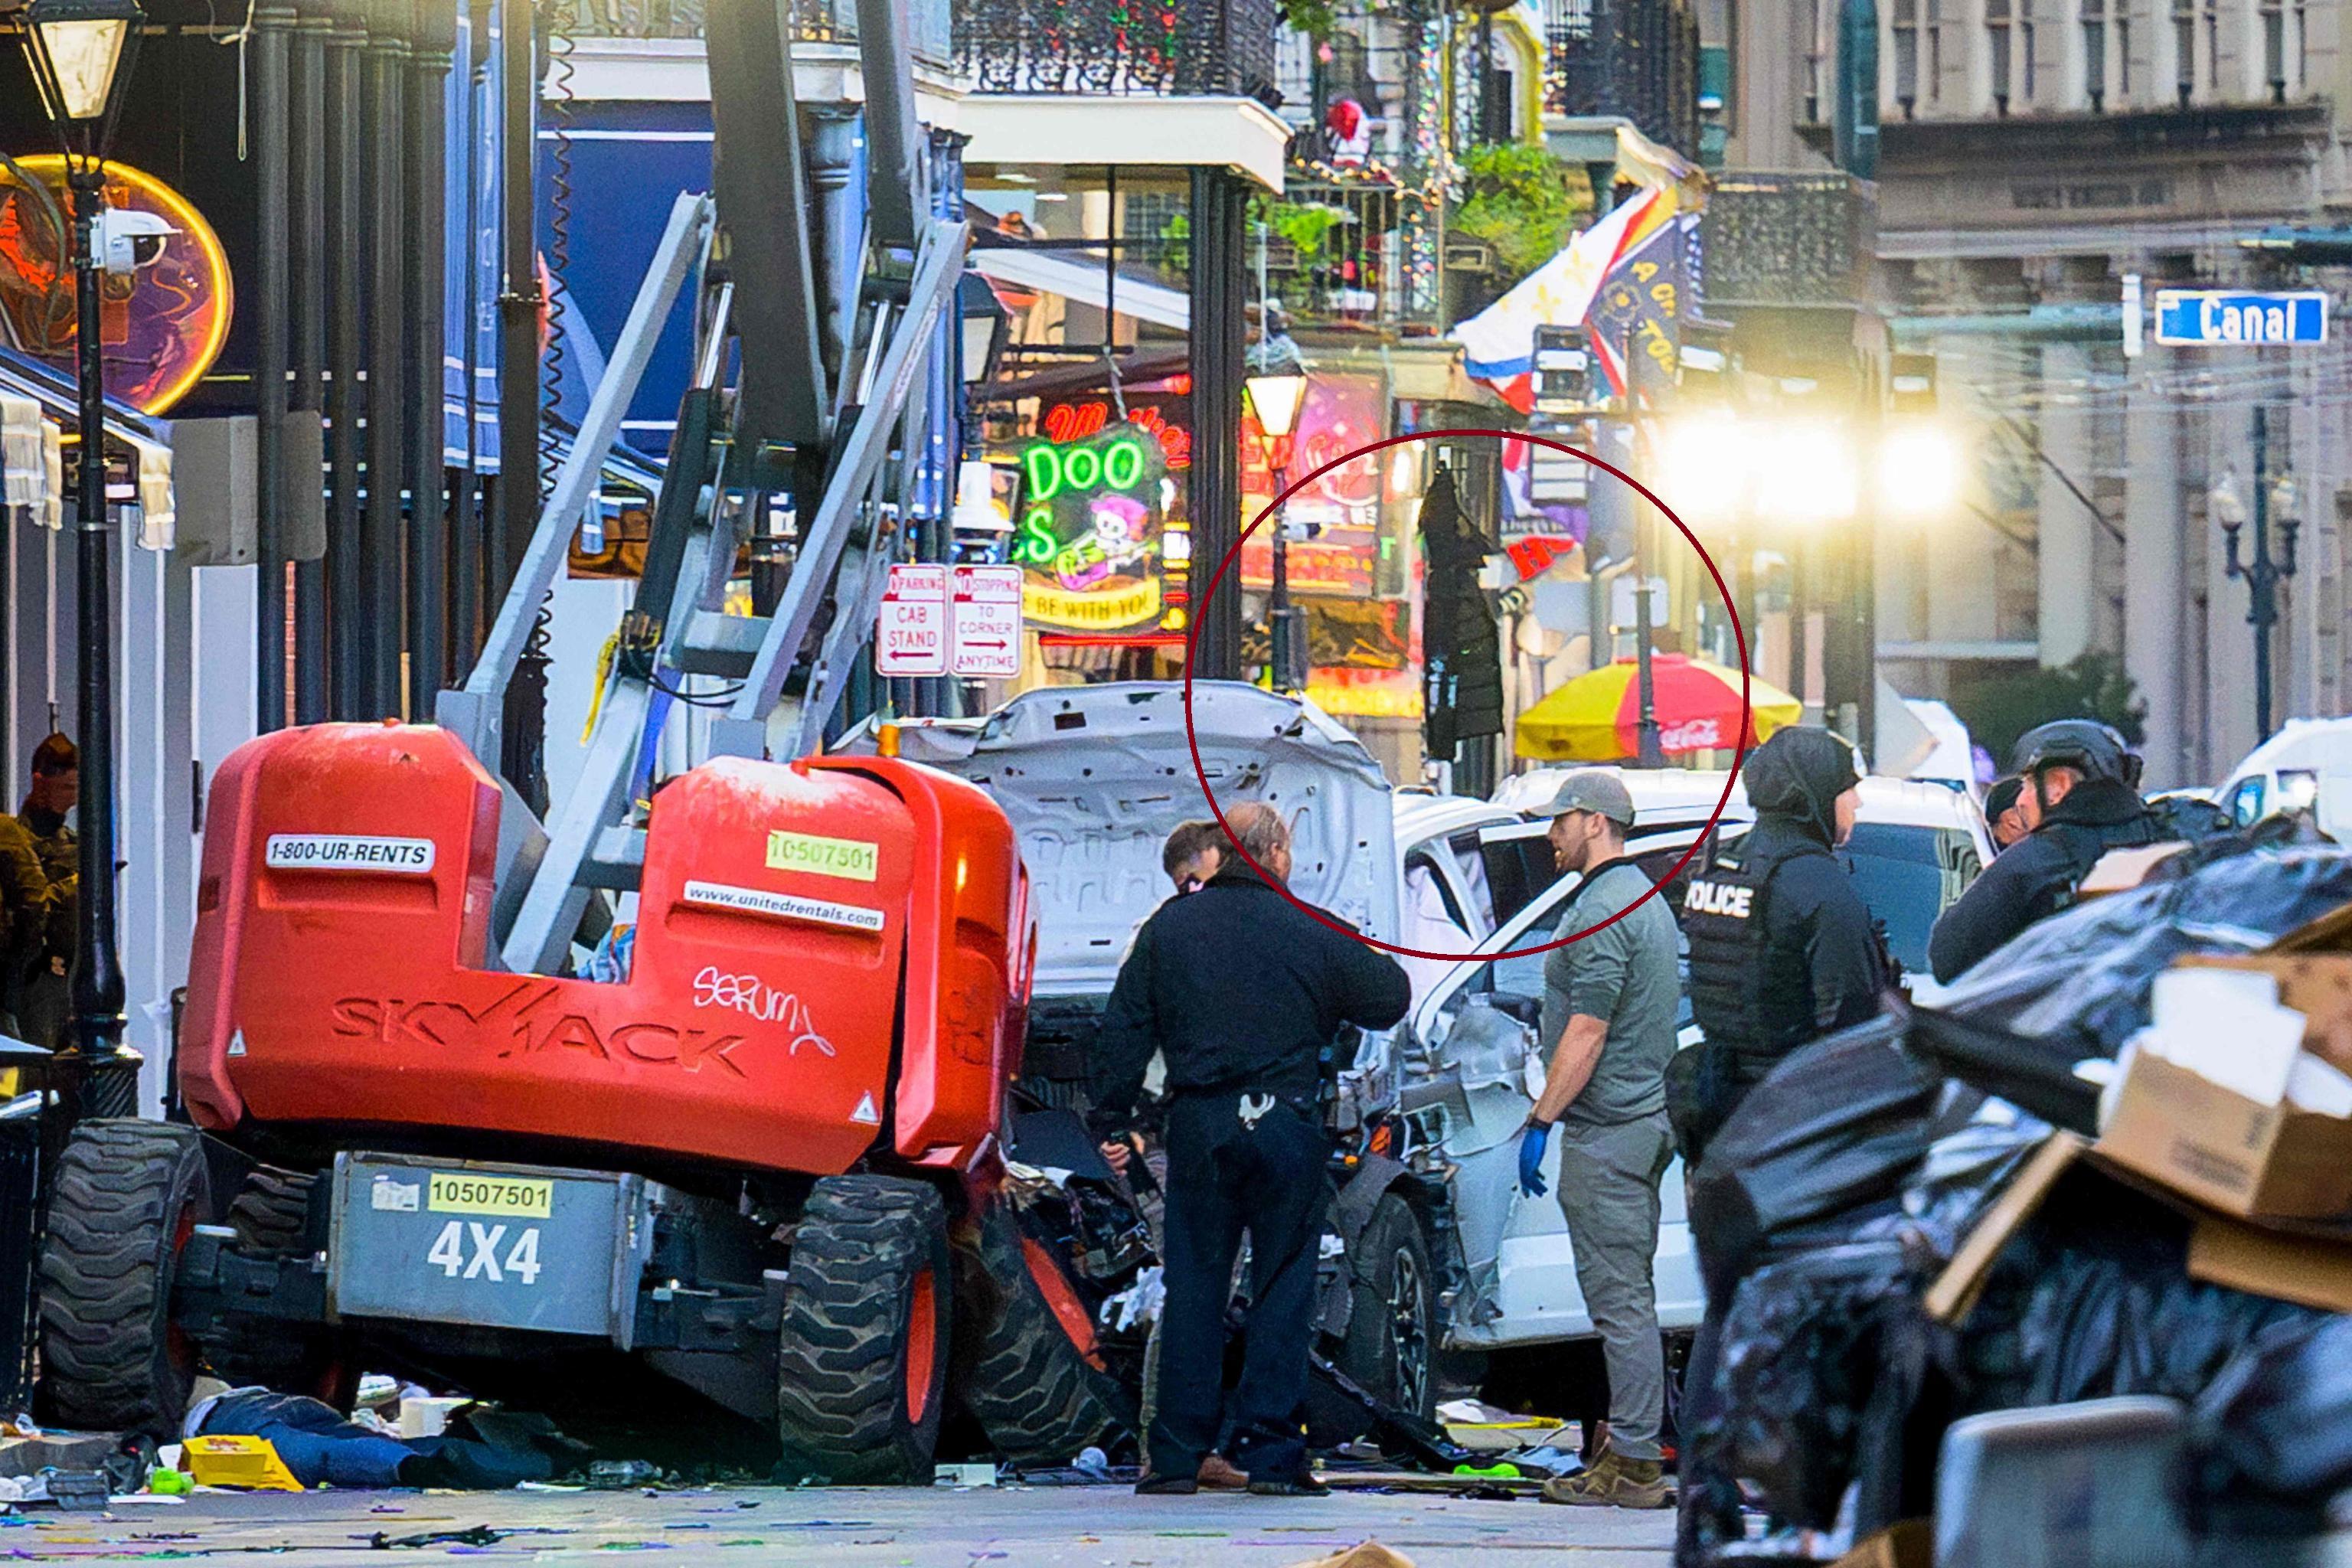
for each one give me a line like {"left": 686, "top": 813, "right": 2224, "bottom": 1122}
{"left": 0, "top": 1485, "right": 1674, "bottom": 1567}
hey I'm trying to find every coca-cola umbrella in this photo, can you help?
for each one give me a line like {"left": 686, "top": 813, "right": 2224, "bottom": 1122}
{"left": 1513, "top": 654, "right": 1801, "bottom": 762}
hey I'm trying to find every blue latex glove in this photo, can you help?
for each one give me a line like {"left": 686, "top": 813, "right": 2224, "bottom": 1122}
{"left": 1517, "top": 1120, "right": 1552, "bottom": 1198}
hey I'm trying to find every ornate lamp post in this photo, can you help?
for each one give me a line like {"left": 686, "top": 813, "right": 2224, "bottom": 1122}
{"left": 1243, "top": 341, "right": 1309, "bottom": 695}
{"left": 2213, "top": 405, "right": 2301, "bottom": 742}
{"left": 13, "top": 0, "right": 145, "bottom": 1117}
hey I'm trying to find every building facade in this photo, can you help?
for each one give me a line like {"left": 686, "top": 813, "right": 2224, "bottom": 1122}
{"left": 1725, "top": 0, "right": 2352, "bottom": 786}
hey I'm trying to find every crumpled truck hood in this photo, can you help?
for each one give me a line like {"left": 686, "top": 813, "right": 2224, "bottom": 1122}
{"left": 900, "top": 681, "right": 1401, "bottom": 998}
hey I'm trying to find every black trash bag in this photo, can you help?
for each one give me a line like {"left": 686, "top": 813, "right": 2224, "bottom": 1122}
{"left": 1955, "top": 1174, "right": 2320, "bottom": 1413}
{"left": 1926, "top": 846, "right": 2352, "bottom": 1061}
{"left": 2194, "top": 1316, "right": 2352, "bottom": 1506}
{"left": 1690, "top": 1240, "right": 1922, "bottom": 1530}
{"left": 1684, "top": 1015, "right": 1950, "bottom": 1304}
{"left": 1847, "top": 1109, "right": 2056, "bottom": 1265}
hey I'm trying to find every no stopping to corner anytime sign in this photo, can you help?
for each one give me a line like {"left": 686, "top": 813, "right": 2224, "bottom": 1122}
{"left": 2153, "top": 289, "right": 2329, "bottom": 346}
{"left": 876, "top": 562, "right": 1024, "bottom": 678}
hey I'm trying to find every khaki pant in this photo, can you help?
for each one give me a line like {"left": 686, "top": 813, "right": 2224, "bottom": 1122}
{"left": 1553, "top": 1109, "right": 1674, "bottom": 1461}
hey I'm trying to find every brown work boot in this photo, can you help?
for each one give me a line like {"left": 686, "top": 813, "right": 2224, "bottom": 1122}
{"left": 1197, "top": 1455, "right": 1250, "bottom": 1491}
{"left": 1540, "top": 1447, "right": 1673, "bottom": 1510}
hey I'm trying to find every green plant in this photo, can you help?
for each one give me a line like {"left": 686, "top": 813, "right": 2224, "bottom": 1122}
{"left": 1949, "top": 648, "right": 2150, "bottom": 769}
{"left": 1278, "top": 0, "right": 1341, "bottom": 40}
{"left": 1450, "top": 142, "right": 1590, "bottom": 281}
{"left": 1258, "top": 196, "right": 1351, "bottom": 263}
{"left": 1158, "top": 211, "right": 1190, "bottom": 278}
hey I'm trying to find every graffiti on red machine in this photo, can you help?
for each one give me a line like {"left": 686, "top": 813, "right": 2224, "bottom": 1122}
{"left": 691, "top": 966, "right": 837, "bottom": 1057}
{"left": 327, "top": 979, "right": 764, "bottom": 1076}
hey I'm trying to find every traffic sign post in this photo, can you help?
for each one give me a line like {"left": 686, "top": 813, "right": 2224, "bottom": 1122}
{"left": 951, "top": 564, "right": 1024, "bottom": 678}
{"left": 876, "top": 564, "right": 949, "bottom": 677}
{"left": 2153, "top": 289, "right": 2329, "bottom": 347}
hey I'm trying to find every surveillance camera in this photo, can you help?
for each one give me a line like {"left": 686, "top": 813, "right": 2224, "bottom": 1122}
{"left": 95, "top": 210, "right": 178, "bottom": 278}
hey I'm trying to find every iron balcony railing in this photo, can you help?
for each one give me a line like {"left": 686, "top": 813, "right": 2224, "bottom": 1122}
{"left": 1544, "top": 0, "right": 1702, "bottom": 155}
{"left": 956, "top": 0, "right": 1281, "bottom": 100}
{"left": 547, "top": 0, "right": 953, "bottom": 67}
{"left": 1259, "top": 177, "right": 1446, "bottom": 335}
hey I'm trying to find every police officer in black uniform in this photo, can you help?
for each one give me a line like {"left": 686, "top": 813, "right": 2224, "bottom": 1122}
{"left": 1672, "top": 726, "right": 1889, "bottom": 1566}
{"left": 1090, "top": 802, "right": 1411, "bottom": 1498}
{"left": 1926, "top": 720, "right": 2161, "bottom": 983}
{"left": 1672, "top": 725, "right": 1887, "bottom": 1167}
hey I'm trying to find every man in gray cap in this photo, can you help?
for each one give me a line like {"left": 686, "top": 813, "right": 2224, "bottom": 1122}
{"left": 1516, "top": 772, "right": 1681, "bottom": 1510}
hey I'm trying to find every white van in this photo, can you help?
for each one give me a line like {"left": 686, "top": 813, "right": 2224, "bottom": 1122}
{"left": 2216, "top": 717, "right": 2352, "bottom": 840}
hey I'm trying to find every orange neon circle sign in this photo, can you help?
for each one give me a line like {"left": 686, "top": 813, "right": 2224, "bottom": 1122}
{"left": 0, "top": 155, "right": 234, "bottom": 416}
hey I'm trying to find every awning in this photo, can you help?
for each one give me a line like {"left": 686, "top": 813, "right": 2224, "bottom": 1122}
{"left": 970, "top": 247, "right": 1191, "bottom": 332}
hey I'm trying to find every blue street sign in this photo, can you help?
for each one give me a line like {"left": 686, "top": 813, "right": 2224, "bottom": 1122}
{"left": 2153, "top": 289, "right": 2329, "bottom": 346}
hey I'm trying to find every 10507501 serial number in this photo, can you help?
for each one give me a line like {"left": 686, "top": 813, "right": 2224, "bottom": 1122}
{"left": 427, "top": 1173, "right": 553, "bottom": 1217}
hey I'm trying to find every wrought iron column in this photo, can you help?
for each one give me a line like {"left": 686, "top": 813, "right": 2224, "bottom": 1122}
{"left": 364, "top": 0, "right": 408, "bottom": 715}
{"left": 409, "top": 0, "right": 454, "bottom": 708}
{"left": 292, "top": 3, "right": 332, "bottom": 722}
{"left": 254, "top": 0, "right": 293, "bottom": 730}
{"left": 325, "top": 0, "right": 368, "bottom": 717}
{"left": 1187, "top": 165, "right": 1248, "bottom": 682}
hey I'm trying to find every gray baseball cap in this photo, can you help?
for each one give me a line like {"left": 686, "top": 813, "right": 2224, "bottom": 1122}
{"left": 1543, "top": 770, "right": 1636, "bottom": 828}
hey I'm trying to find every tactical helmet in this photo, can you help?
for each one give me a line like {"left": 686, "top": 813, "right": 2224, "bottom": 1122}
{"left": 2011, "top": 720, "right": 2142, "bottom": 789}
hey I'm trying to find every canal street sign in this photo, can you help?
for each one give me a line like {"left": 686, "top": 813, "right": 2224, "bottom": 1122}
{"left": 2153, "top": 289, "right": 2329, "bottom": 347}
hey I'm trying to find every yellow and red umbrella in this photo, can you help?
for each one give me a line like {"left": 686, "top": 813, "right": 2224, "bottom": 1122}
{"left": 1514, "top": 655, "right": 1801, "bottom": 762}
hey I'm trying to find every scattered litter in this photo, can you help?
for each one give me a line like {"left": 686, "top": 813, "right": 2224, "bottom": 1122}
{"left": 1279, "top": 1544, "right": 1415, "bottom": 1568}
{"left": 184, "top": 1436, "right": 303, "bottom": 1493}
{"left": 370, "top": 1527, "right": 509, "bottom": 1550}
{"left": 42, "top": 1473, "right": 108, "bottom": 1514}
{"left": 933, "top": 1462, "right": 998, "bottom": 1488}
{"left": 145, "top": 1469, "right": 191, "bottom": 1498}
{"left": 584, "top": 1462, "right": 660, "bottom": 1491}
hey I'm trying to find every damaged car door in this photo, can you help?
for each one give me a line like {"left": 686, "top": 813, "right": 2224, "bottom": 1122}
{"left": 1400, "top": 838, "right": 1709, "bottom": 1351}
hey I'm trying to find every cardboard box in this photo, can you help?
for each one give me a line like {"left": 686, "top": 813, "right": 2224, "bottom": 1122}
{"left": 2179, "top": 953, "right": 2352, "bottom": 1075}
{"left": 2077, "top": 842, "right": 2187, "bottom": 898}
{"left": 2095, "top": 1047, "right": 2352, "bottom": 1220}
{"left": 1926, "top": 1131, "right": 2090, "bottom": 1324}
{"left": 1831, "top": 1520, "right": 1930, "bottom": 1568}
{"left": 2186, "top": 1214, "right": 2352, "bottom": 1313}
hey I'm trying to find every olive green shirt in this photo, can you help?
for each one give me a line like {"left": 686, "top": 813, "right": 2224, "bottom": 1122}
{"left": 1537, "top": 859, "right": 1681, "bottom": 1129}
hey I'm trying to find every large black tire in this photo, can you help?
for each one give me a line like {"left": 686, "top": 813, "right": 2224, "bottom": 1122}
{"left": 956, "top": 1203, "right": 1136, "bottom": 1469}
{"left": 775, "top": 1174, "right": 952, "bottom": 1485}
{"left": 202, "top": 1166, "right": 351, "bottom": 1404}
{"left": 38, "top": 1119, "right": 210, "bottom": 1438}
{"left": 1305, "top": 1194, "right": 1436, "bottom": 1448}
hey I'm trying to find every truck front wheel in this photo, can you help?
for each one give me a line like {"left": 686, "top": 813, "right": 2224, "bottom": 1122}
{"left": 775, "top": 1174, "right": 952, "bottom": 1484}
{"left": 37, "top": 1120, "right": 210, "bottom": 1437}
{"left": 1306, "top": 1194, "right": 1436, "bottom": 1447}
{"left": 955, "top": 1201, "right": 1136, "bottom": 1468}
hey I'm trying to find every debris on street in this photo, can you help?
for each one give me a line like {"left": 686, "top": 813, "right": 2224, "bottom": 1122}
{"left": 1679, "top": 841, "right": 2352, "bottom": 1563}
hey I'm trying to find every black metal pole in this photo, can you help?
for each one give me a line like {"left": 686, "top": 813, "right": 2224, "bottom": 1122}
{"left": 1630, "top": 437, "right": 1665, "bottom": 767}
{"left": 2251, "top": 404, "right": 2274, "bottom": 740}
{"left": 1269, "top": 456, "right": 1298, "bottom": 692}
{"left": 495, "top": 0, "right": 547, "bottom": 807}
{"left": 495, "top": 0, "right": 538, "bottom": 577}
{"left": 410, "top": 0, "right": 452, "bottom": 708}
{"left": 66, "top": 168, "right": 134, "bottom": 1110}
{"left": 293, "top": 5, "right": 332, "bottom": 724}
{"left": 364, "top": 0, "right": 408, "bottom": 717}
{"left": 452, "top": 4, "right": 481, "bottom": 671}
{"left": 255, "top": 2, "right": 293, "bottom": 731}
{"left": 1187, "top": 165, "right": 1246, "bottom": 682}
{"left": 326, "top": 0, "right": 368, "bottom": 717}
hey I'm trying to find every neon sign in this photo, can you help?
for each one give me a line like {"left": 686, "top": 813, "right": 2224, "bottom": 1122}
{"left": 1021, "top": 432, "right": 1151, "bottom": 505}
{"left": 1005, "top": 419, "right": 1172, "bottom": 634}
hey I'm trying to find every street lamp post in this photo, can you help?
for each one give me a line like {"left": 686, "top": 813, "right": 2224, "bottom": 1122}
{"left": 1244, "top": 348, "right": 1309, "bottom": 695}
{"left": 2217, "top": 404, "right": 2301, "bottom": 742}
{"left": 13, "top": 0, "right": 145, "bottom": 1116}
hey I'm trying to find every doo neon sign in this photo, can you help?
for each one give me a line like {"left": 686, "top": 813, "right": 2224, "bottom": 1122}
{"left": 1021, "top": 432, "right": 1152, "bottom": 504}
